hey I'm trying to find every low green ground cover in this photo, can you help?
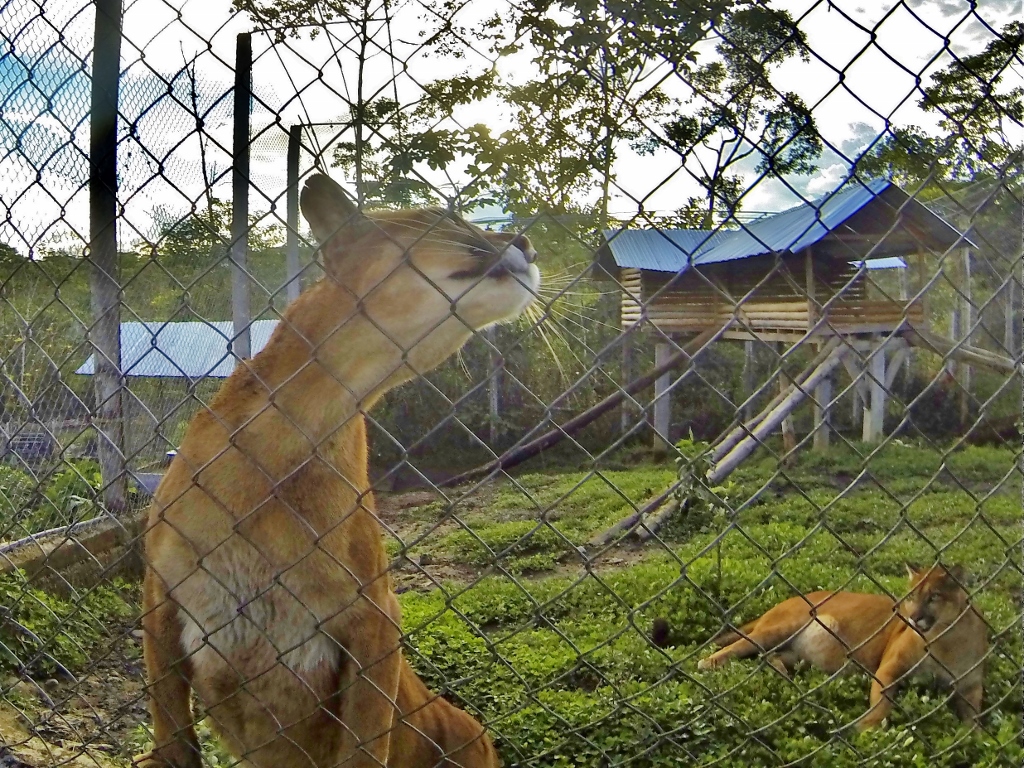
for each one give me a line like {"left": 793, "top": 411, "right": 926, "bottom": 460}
{"left": 1, "top": 441, "right": 1019, "bottom": 766}
{"left": 396, "top": 441, "right": 1022, "bottom": 766}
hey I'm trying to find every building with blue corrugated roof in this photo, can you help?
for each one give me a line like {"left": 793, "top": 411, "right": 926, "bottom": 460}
{"left": 595, "top": 177, "right": 976, "bottom": 450}
{"left": 597, "top": 177, "right": 968, "bottom": 340}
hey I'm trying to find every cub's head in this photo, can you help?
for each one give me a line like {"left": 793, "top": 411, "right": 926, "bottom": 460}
{"left": 300, "top": 174, "right": 539, "bottom": 374}
{"left": 902, "top": 563, "right": 970, "bottom": 634}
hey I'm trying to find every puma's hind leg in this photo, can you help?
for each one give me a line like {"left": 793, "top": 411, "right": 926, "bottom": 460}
{"left": 135, "top": 568, "right": 201, "bottom": 768}
{"left": 698, "top": 618, "right": 803, "bottom": 671}
{"left": 696, "top": 614, "right": 815, "bottom": 671}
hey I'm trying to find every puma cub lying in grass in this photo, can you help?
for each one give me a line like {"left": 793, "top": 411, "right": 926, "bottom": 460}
{"left": 137, "top": 174, "right": 536, "bottom": 768}
{"left": 694, "top": 564, "right": 986, "bottom": 730}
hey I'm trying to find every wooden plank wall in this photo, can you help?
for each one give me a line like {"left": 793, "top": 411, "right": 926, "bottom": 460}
{"left": 620, "top": 256, "right": 923, "bottom": 334}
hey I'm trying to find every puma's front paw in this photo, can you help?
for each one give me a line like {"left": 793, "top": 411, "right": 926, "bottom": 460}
{"left": 697, "top": 654, "right": 727, "bottom": 671}
{"left": 133, "top": 743, "right": 202, "bottom": 768}
{"left": 854, "top": 712, "right": 886, "bottom": 732}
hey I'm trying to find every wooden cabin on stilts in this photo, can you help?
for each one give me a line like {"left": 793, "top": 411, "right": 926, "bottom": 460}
{"left": 597, "top": 178, "right": 1012, "bottom": 463}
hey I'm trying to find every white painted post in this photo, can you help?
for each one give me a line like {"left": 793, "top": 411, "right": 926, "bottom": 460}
{"left": 620, "top": 331, "right": 633, "bottom": 436}
{"left": 653, "top": 341, "right": 672, "bottom": 455}
{"left": 863, "top": 339, "right": 887, "bottom": 443}
{"left": 959, "top": 246, "right": 972, "bottom": 426}
{"left": 813, "top": 370, "right": 832, "bottom": 451}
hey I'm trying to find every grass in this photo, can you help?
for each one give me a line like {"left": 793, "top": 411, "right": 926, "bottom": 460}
{"left": 2, "top": 440, "right": 1019, "bottom": 766}
{"left": 391, "top": 440, "right": 1022, "bottom": 767}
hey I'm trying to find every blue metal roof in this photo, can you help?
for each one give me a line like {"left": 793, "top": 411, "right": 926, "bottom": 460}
{"left": 599, "top": 228, "right": 732, "bottom": 272}
{"left": 852, "top": 257, "right": 907, "bottom": 270}
{"left": 76, "top": 320, "right": 279, "bottom": 378}
{"left": 603, "top": 178, "right": 963, "bottom": 273}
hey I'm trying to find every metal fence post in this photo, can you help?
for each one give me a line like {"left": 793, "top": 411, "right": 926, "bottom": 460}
{"left": 89, "top": 0, "right": 126, "bottom": 514}
{"left": 286, "top": 123, "right": 302, "bottom": 304}
{"left": 231, "top": 32, "right": 252, "bottom": 360}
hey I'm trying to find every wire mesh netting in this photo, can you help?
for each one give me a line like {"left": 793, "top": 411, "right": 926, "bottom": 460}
{"left": 0, "top": 0, "right": 1021, "bottom": 765}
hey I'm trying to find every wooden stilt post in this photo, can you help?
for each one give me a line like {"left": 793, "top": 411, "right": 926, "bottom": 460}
{"left": 863, "top": 338, "right": 887, "bottom": 443}
{"left": 959, "top": 246, "right": 972, "bottom": 427}
{"left": 813, "top": 369, "right": 832, "bottom": 451}
{"left": 620, "top": 330, "right": 633, "bottom": 436}
{"left": 775, "top": 342, "right": 796, "bottom": 457}
{"left": 652, "top": 339, "right": 673, "bottom": 455}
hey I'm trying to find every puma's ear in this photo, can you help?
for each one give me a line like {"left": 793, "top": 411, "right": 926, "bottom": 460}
{"left": 944, "top": 564, "right": 966, "bottom": 585}
{"left": 300, "top": 174, "right": 368, "bottom": 244}
{"left": 904, "top": 562, "right": 921, "bottom": 579}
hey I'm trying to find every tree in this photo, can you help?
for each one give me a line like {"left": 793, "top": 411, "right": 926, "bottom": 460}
{"left": 661, "top": 6, "right": 823, "bottom": 227}
{"left": 456, "top": 0, "right": 735, "bottom": 226}
{"left": 855, "top": 22, "right": 1024, "bottom": 373}
{"left": 858, "top": 21, "right": 1023, "bottom": 186}
{"left": 330, "top": 96, "right": 456, "bottom": 209}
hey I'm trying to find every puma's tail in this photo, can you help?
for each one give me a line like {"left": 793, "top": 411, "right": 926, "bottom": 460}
{"left": 710, "top": 618, "right": 759, "bottom": 647}
{"left": 651, "top": 617, "right": 672, "bottom": 648}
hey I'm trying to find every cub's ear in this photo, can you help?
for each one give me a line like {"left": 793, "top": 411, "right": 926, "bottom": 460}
{"left": 904, "top": 562, "right": 921, "bottom": 579}
{"left": 300, "top": 174, "right": 368, "bottom": 244}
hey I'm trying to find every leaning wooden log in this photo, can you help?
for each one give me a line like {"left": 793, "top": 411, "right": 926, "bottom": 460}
{"left": 440, "top": 326, "right": 722, "bottom": 489}
{"left": 904, "top": 328, "right": 1018, "bottom": 375}
{"left": 625, "top": 343, "right": 851, "bottom": 544}
{"left": 709, "top": 343, "right": 850, "bottom": 483}
{"left": 636, "top": 497, "right": 689, "bottom": 543}
{"left": 584, "top": 483, "right": 678, "bottom": 551}
{"left": 711, "top": 338, "right": 842, "bottom": 463}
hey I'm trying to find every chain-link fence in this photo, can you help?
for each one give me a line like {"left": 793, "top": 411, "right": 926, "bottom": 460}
{"left": 0, "top": 0, "right": 1021, "bottom": 765}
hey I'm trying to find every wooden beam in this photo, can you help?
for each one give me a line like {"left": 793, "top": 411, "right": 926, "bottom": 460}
{"left": 710, "top": 346, "right": 849, "bottom": 484}
{"left": 885, "top": 344, "right": 908, "bottom": 390}
{"left": 713, "top": 338, "right": 842, "bottom": 462}
{"left": 777, "top": 342, "right": 797, "bottom": 458}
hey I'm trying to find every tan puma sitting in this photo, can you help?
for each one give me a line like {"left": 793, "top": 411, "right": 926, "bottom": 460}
{"left": 391, "top": 657, "right": 500, "bottom": 767}
{"left": 137, "top": 174, "right": 537, "bottom": 768}
{"left": 696, "top": 564, "right": 986, "bottom": 730}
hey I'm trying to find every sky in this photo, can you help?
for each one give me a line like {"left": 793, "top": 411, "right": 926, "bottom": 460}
{"left": 0, "top": 0, "right": 1020, "bottom": 255}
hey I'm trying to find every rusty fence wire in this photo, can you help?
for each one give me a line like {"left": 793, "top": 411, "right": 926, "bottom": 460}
{"left": 0, "top": 0, "right": 1022, "bottom": 765}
